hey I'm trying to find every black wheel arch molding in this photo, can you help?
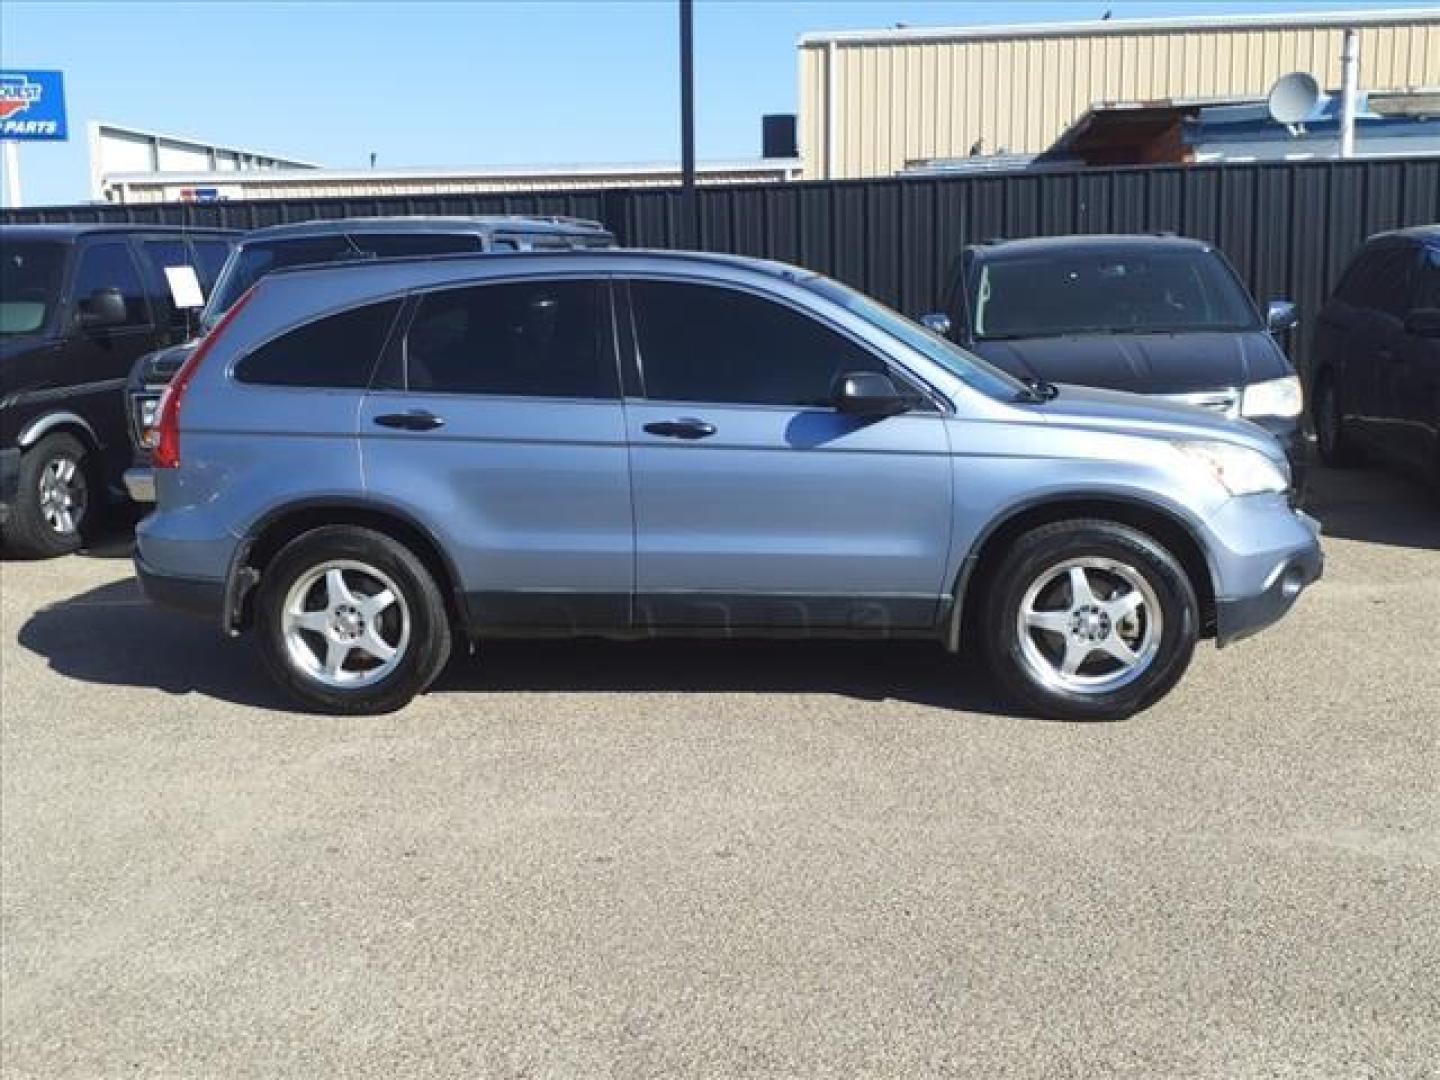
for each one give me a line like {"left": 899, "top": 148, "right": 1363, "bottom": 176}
{"left": 943, "top": 488, "right": 1222, "bottom": 652}
{"left": 221, "top": 495, "right": 470, "bottom": 638}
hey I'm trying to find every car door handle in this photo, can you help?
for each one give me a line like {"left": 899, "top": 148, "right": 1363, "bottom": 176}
{"left": 1377, "top": 348, "right": 1398, "bottom": 362}
{"left": 373, "top": 410, "right": 445, "bottom": 431}
{"left": 643, "top": 418, "right": 716, "bottom": 440}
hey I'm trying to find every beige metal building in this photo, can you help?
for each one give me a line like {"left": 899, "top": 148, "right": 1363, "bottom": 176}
{"left": 100, "top": 158, "right": 802, "bottom": 205}
{"left": 798, "top": 8, "right": 1440, "bottom": 179}
{"left": 88, "top": 122, "right": 318, "bottom": 201}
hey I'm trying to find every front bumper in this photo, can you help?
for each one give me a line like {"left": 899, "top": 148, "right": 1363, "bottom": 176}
{"left": 1214, "top": 509, "right": 1324, "bottom": 647}
{"left": 134, "top": 552, "right": 225, "bottom": 620}
{"left": 0, "top": 446, "right": 18, "bottom": 528}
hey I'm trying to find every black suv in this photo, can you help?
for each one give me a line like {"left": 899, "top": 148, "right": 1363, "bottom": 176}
{"left": 123, "top": 215, "right": 615, "bottom": 501}
{"left": 1311, "top": 225, "right": 1440, "bottom": 489}
{"left": 1, "top": 223, "right": 237, "bottom": 556}
{"left": 922, "top": 235, "right": 1309, "bottom": 481}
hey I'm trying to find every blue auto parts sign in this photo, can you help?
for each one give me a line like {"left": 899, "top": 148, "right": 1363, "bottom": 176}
{"left": 0, "top": 71, "right": 68, "bottom": 140}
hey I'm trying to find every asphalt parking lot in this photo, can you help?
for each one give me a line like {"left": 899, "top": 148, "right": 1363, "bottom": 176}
{"left": 2, "top": 467, "right": 1437, "bottom": 1078}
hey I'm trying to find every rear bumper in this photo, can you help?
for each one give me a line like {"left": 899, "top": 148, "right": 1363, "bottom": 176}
{"left": 124, "top": 467, "right": 156, "bottom": 504}
{"left": 1214, "top": 510, "right": 1324, "bottom": 647}
{"left": 134, "top": 552, "right": 224, "bottom": 620}
{"left": 0, "top": 446, "right": 18, "bottom": 528}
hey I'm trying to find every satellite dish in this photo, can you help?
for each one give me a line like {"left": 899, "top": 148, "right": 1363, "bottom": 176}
{"left": 1267, "top": 71, "right": 1324, "bottom": 125}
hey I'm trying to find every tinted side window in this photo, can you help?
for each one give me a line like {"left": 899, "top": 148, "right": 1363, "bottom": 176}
{"left": 1334, "top": 251, "right": 1375, "bottom": 305}
{"left": 405, "top": 280, "right": 612, "bottom": 399}
{"left": 140, "top": 239, "right": 195, "bottom": 326}
{"left": 631, "top": 280, "right": 883, "bottom": 407}
{"left": 352, "top": 233, "right": 482, "bottom": 258}
{"left": 1369, "top": 247, "right": 1417, "bottom": 318}
{"left": 1415, "top": 248, "right": 1440, "bottom": 310}
{"left": 1342, "top": 245, "right": 1415, "bottom": 316}
{"left": 235, "top": 300, "right": 401, "bottom": 388}
{"left": 72, "top": 241, "right": 149, "bottom": 327}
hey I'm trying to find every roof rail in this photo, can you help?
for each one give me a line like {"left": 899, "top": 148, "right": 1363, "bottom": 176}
{"left": 507, "top": 214, "right": 608, "bottom": 231}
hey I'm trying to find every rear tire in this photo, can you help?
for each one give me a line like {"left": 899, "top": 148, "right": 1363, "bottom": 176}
{"left": 980, "top": 519, "right": 1199, "bottom": 722}
{"left": 255, "top": 526, "right": 452, "bottom": 714}
{"left": 2, "top": 432, "right": 95, "bottom": 559}
{"left": 1315, "top": 375, "right": 1361, "bottom": 468}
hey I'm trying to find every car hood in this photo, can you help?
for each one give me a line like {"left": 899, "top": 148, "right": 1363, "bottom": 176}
{"left": 129, "top": 340, "right": 198, "bottom": 390}
{"left": 1034, "top": 382, "right": 1286, "bottom": 461}
{"left": 971, "top": 330, "right": 1290, "bottom": 394}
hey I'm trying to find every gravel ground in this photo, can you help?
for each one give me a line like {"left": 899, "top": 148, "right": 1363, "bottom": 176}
{"left": 2, "top": 467, "right": 1437, "bottom": 1079}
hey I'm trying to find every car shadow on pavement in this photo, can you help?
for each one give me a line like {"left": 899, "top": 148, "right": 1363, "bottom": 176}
{"left": 437, "top": 638, "right": 1033, "bottom": 718}
{"left": 1305, "top": 466, "right": 1440, "bottom": 550}
{"left": 17, "top": 577, "right": 291, "bottom": 711}
{"left": 20, "top": 578, "right": 1034, "bottom": 718}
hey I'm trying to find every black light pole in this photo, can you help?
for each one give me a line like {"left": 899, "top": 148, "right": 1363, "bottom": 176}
{"left": 679, "top": 0, "right": 696, "bottom": 245}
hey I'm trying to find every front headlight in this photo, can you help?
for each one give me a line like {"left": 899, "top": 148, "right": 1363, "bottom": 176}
{"left": 1174, "top": 439, "right": 1289, "bottom": 496}
{"left": 1240, "top": 375, "right": 1303, "bottom": 419}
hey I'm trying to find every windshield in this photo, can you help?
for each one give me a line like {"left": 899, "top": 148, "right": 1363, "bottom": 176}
{"left": 803, "top": 275, "right": 1032, "bottom": 402}
{"left": 0, "top": 240, "right": 67, "bottom": 335}
{"left": 970, "top": 248, "right": 1262, "bottom": 340}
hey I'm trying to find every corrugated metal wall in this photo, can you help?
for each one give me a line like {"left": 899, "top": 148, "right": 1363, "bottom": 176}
{"left": 799, "top": 15, "right": 1440, "bottom": 178}
{"left": 5, "top": 157, "right": 1438, "bottom": 375}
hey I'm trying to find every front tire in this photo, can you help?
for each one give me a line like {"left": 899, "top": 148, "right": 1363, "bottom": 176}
{"left": 980, "top": 519, "right": 1199, "bottom": 721}
{"left": 255, "top": 526, "right": 452, "bottom": 714}
{"left": 3, "top": 432, "right": 95, "bottom": 559}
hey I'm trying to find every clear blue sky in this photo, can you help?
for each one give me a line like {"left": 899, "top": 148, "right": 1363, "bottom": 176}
{"left": 2, "top": 0, "right": 1435, "bottom": 206}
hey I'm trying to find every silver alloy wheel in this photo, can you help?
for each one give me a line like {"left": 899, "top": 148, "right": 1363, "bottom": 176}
{"left": 1015, "top": 557, "right": 1163, "bottom": 695}
{"left": 281, "top": 560, "right": 411, "bottom": 690}
{"left": 38, "top": 454, "right": 87, "bottom": 536}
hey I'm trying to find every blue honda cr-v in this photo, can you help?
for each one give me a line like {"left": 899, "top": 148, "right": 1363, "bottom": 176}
{"left": 134, "top": 250, "right": 1322, "bottom": 719}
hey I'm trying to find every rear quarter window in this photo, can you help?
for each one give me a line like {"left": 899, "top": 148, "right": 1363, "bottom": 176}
{"left": 234, "top": 300, "right": 402, "bottom": 388}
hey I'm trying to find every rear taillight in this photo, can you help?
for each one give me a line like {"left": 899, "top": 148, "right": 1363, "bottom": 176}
{"left": 153, "top": 288, "right": 255, "bottom": 470}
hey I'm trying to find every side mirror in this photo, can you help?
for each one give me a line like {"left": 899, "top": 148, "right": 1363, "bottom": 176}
{"left": 832, "top": 370, "right": 912, "bottom": 416}
{"left": 919, "top": 311, "right": 952, "bottom": 337}
{"left": 1266, "top": 299, "right": 1298, "bottom": 334}
{"left": 1403, "top": 307, "right": 1440, "bottom": 338}
{"left": 78, "top": 287, "right": 128, "bottom": 330}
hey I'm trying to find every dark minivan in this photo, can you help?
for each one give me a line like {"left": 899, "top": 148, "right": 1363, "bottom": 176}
{"left": 923, "top": 234, "right": 1308, "bottom": 480}
{"left": 1, "top": 224, "right": 237, "bottom": 556}
{"left": 1311, "top": 225, "right": 1440, "bottom": 489}
{"left": 123, "top": 215, "right": 616, "bottom": 499}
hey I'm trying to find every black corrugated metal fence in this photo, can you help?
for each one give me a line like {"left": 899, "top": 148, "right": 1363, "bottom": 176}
{"left": 5, "top": 157, "right": 1438, "bottom": 370}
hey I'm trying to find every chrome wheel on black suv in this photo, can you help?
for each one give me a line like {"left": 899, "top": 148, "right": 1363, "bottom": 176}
{"left": 3, "top": 432, "right": 94, "bottom": 558}
{"left": 255, "top": 526, "right": 452, "bottom": 714}
{"left": 983, "top": 520, "right": 1199, "bottom": 721}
